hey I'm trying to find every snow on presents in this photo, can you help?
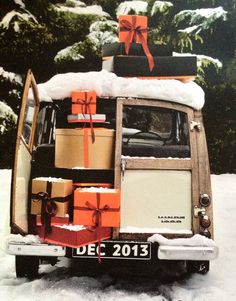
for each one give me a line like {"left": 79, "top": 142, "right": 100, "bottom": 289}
{"left": 31, "top": 177, "right": 73, "bottom": 217}
{"left": 71, "top": 90, "right": 96, "bottom": 115}
{"left": 37, "top": 70, "right": 205, "bottom": 110}
{"left": 55, "top": 128, "right": 115, "bottom": 169}
{"left": 73, "top": 188, "right": 120, "bottom": 227}
{"left": 37, "top": 223, "right": 111, "bottom": 248}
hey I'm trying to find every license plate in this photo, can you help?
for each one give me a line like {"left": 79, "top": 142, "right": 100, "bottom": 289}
{"left": 73, "top": 241, "right": 151, "bottom": 260}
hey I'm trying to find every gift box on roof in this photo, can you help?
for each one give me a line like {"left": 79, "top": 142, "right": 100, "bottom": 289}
{"left": 37, "top": 223, "right": 111, "bottom": 249}
{"left": 72, "top": 90, "right": 96, "bottom": 115}
{"left": 73, "top": 188, "right": 120, "bottom": 227}
{"left": 118, "top": 15, "right": 154, "bottom": 71}
{"left": 31, "top": 177, "right": 73, "bottom": 217}
{"left": 103, "top": 55, "right": 197, "bottom": 78}
{"left": 102, "top": 43, "right": 172, "bottom": 59}
{"left": 55, "top": 128, "right": 115, "bottom": 169}
{"left": 118, "top": 15, "right": 147, "bottom": 44}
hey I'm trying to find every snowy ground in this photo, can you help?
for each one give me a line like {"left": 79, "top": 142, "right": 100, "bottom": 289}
{"left": 0, "top": 170, "right": 236, "bottom": 300}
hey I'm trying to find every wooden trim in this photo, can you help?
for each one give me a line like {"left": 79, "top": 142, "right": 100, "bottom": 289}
{"left": 120, "top": 97, "right": 193, "bottom": 114}
{"left": 113, "top": 98, "right": 123, "bottom": 238}
{"left": 124, "top": 158, "right": 191, "bottom": 170}
{"left": 114, "top": 99, "right": 123, "bottom": 189}
{"left": 11, "top": 70, "right": 39, "bottom": 233}
{"left": 188, "top": 110, "right": 200, "bottom": 235}
{"left": 29, "top": 73, "right": 40, "bottom": 152}
{"left": 11, "top": 70, "right": 33, "bottom": 227}
{"left": 194, "top": 111, "right": 214, "bottom": 238}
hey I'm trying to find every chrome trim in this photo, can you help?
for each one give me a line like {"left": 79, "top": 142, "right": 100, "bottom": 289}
{"left": 158, "top": 245, "right": 219, "bottom": 260}
{"left": 7, "top": 242, "right": 66, "bottom": 257}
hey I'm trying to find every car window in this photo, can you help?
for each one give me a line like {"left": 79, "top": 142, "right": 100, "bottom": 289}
{"left": 122, "top": 105, "right": 190, "bottom": 158}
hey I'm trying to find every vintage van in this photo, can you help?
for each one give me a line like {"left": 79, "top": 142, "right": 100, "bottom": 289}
{"left": 8, "top": 70, "right": 218, "bottom": 278}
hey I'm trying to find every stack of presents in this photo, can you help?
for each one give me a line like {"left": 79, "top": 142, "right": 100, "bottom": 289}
{"left": 31, "top": 15, "right": 197, "bottom": 253}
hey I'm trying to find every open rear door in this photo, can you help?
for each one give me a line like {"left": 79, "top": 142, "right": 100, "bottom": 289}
{"left": 11, "top": 70, "right": 40, "bottom": 234}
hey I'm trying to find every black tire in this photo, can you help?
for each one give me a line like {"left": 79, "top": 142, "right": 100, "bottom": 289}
{"left": 186, "top": 260, "right": 210, "bottom": 275}
{"left": 15, "top": 255, "right": 40, "bottom": 279}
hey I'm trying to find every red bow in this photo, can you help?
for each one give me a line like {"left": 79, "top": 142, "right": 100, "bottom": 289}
{"left": 119, "top": 16, "right": 154, "bottom": 71}
{"left": 76, "top": 92, "right": 95, "bottom": 143}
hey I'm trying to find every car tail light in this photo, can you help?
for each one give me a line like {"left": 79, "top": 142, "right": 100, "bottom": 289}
{"left": 200, "top": 229, "right": 211, "bottom": 238}
{"left": 200, "top": 215, "right": 211, "bottom": 228}
{"left": 199, "top": 194, "right": 211, "bottom": 207}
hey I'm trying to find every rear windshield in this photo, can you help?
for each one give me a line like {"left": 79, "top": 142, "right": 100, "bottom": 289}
{"left": 122, "top": 105, "right": 190, "bottom": 158}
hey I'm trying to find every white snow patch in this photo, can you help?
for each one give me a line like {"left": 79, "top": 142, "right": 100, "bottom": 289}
{"left": 78, "top": 187, "right": 118, "bottom": 193}
{"left": 148, "top": 233, "right": 216, "bottom": 247}
{"left": 173, "top": 52, "right": 222, "bottom": 69}
{"left": 14, "top": 0, "right": 25, "bottom": 8}
{"left": 116, "top": 1, "right": 148, "bottom": 16}
{"left": 6, "top": 234, "right": 42, "bottom": 245}
{"left": 174, "top": 6, "right": 227, "bottom": 33}
{"left": 64, "top": 0, "right": 86, "bottom": 7}
{"left": 56, "top": 224, "right": 86, "bottom": 231}
{"left": 37, "top": 70, "right": 205, "bottom": 110}
{"left": 54, "top": 4, "right": 109, "bottom": 17}
{"left": 151, "top": 1, "right": 173, "bottom": 16}
{"left": 0, "top": 9, "right": 38, "bottom": 32}
{"left": 0, "top": 67, "right": 22, "bottom": 85}
{"left": 54, "top": 43, "right": 85, "bottom": 63}
{"left": 88, "top": 20, "right": 119, "bottom": 48}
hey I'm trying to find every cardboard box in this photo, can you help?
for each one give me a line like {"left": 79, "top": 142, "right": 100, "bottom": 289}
{"left": 118, "top": 15, "right": 147, "bottom": 45}
{"left": 72, "top": 90, "right": 96, "bottom": 115}
{"left": 55, "top": 128, "right": 115, "bottom": 169}
{"left": 102, "top": 55, "right": 197, "bottom": 77}
{"left": 73, "top": 188, "right": 120, "bottom": 227}
{"left": 103, "top": 43, "right": 172, "bottom": 59}
{"left": 67, "top": 114, "right": 106, "bottom": 123}
{"left": 37, "top": 224, "right": 111, "bottom": 248}
{"left": 31, "top": 177, "right": 73, "bottom": 217}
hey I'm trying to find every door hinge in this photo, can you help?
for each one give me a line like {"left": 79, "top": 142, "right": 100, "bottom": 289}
{"left": 190, "top": 121, "right": 201, "bottom": 131}
{"left": 121, "top": 158, "right": 127, "bottom": 180}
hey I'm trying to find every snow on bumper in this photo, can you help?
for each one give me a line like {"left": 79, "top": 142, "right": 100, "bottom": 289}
{"left": 148, "top": 233, "right": 219, "bottom": 261}
{"left": 158, "top": 245, "right": 218, "bottom": 260}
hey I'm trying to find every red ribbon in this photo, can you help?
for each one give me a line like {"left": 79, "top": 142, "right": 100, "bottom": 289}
{"left": 119, "top": 16, "right": 154, "bottom": 72}
{"left": 76, "top": 92, "right": 95, "bottom": 143}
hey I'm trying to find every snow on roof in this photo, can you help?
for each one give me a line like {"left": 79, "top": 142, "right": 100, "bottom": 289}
{"left": 116, "top": 1, "right": 148, "bottom": 16}
{"left": 38, "top": 70, "right": 205, "bottom": 110}
{"left": 54, "top": 4, "right": 109, "bottom": 17}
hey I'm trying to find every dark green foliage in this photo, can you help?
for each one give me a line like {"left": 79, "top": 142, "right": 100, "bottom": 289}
{"left": 203, "top": 85, "right": 236, "bottom": 173}
{"left": 55, "top": 38, "right": 102, "bottom": 73}
{"left": 0, "top": 112, "right": 17, "bottom": 169}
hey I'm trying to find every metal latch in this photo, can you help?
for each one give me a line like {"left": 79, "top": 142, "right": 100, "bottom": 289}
{"left": 121, "top": 158, "right": 127, "bottom": 180}
{"left": 194, "top": 206, "right": 206, "bottom": 217}
{"left": 190, "top": 121, "right": 201, "bottom": 131}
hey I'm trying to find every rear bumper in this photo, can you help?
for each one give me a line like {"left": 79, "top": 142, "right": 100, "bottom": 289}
{"left": 158, "top": 245, "right": 219, "bottom": 261}
{"left": 7, "top": 242, "right": 66, "bottom": 257}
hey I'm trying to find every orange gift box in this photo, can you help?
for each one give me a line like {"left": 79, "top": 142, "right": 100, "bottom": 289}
{"left": 73, "top": 188, "right": 120, "bottom": 227}
{"left": 118, "top": 15, "right": 147, "bottom": 45}
{"left": 72, "top": 90, "right": 96, "bottom": 115}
